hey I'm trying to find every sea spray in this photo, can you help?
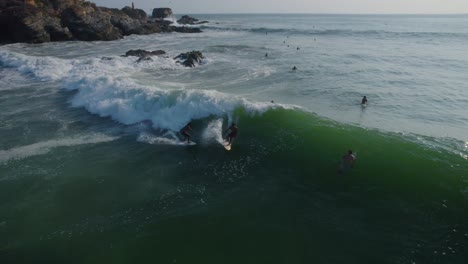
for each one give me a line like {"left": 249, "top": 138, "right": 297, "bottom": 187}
{"left": 137, "top": 132, "right": 185, "bottom": 146}
{"left": 202, "top": 119, "right": 224, "bottom": 145}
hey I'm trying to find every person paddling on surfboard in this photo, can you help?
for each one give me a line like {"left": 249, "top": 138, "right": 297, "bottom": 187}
{"left": 361, "top": 96, "right": 368, "bottom": 105}
{"left": 224, "top": 122, "right": 238, "bottom": 146}
{"left": 180, "top": 122, "right": 193, "bottom": 143}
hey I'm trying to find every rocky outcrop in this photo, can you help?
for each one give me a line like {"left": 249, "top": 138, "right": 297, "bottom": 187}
{"left": 124, "top": 49, "right": 166, "bottom": 58}
{"left": 100, "top": 7, "right": 161, "bottom": 36}
{"left": 61, "top": 3, "right": 122, "bottom": 41}
{"left": 172, "top": 27, "right": 202, "bottom": 33}
{"left": 152, "top": 8, "right": 172, "bottom": 19}
{"left": 121, "top": 6, "right": 147, "bottom": 21}
{"left": 121, "top": 49, "right": 206, "bottom": 67}
{"left": 0, "top": 1, "right": 202, "bottom": 44}
{"left": 136, "top": 57, "right": 154, "bottom": 63}
{"left": 174, "top": 51, "right": 204, "bottom": 67}
{"left": 123, "top": 49, "right": 166, "bottom": 63}
{"left": 0, "top": 0, "right": 74, "bottom": 43}
{"left": 177, "top": 15, "right": 208, "bottom": 25}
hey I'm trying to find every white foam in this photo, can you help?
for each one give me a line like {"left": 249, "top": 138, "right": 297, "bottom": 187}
{"left": 202, "top": 119, "right": 224, "bottom": 145}
{"left": 137, "top": 132, "right": 195, "bottom": 146}
{"left": 0, "top": 69, "right": 26, "bottom": 90}
{"left": 0, "top": 50, "right": 290, "bottom": 133}
{"left": 0, "top": 134, "right": 118, "bottom": 163}
{"left": 0, "top": 50, "right": 73, "bottom": 81}
{"left": 163, "top": 15, "right": 178, "bottom": 25}
{"left": 66, "top": 74, "right": 275, "bottom": 131}
{"left": 0, "top": 50, "right": 181, "bottom": 82}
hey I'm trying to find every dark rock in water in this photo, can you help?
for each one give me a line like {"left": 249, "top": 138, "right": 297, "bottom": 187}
{"left": 137, "top": 57, "right": 153, "bottom": 63}
{"left": 177, "top": 15, "right": 208, "bottom": 25}
{"left": 174, "top": 51, "right": 204, "bottom": 67}
{"left": 124, "top": 49, "right": 166, "bottom": 58}
{"left": 152, "top": 8, "right": 173, "bottom": 19}
{"left": 172, "top": 27, "right": 202, "bottom": 33}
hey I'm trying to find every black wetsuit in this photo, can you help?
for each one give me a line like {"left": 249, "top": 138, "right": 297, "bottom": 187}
{"left": 225, "top": 125, "right": 238, "bottom": 144}
{"left": 180, "top": 124, "right": 192, "bottom": 141}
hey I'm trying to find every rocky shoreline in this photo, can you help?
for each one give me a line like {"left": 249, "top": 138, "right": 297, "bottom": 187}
{"left": 0, "top": 0, "right": 205, "bottom": 44}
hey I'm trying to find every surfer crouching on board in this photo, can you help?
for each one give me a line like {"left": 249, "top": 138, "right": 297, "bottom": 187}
{"left": 224, "top": 123, "right": 238, "bottom": 146}
{"left": 180, "top": 122, "right": 193, "bottom": 143}
{"left": 338, "top": 150, "right": 356, "bottom": 174}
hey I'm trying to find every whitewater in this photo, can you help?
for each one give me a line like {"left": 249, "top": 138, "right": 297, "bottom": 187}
{"left": 0, "top": 14, "right": 467, "bottom": 264}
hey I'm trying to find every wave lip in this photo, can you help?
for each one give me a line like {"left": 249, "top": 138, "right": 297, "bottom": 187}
{"left": 68, "top": 74, "right": 280, "bottom": 131}
{"left": 0, "top": 134, "right": 118, "bottom": 164}
{"left": 0, "top": 50, "right": 296, "bottom": 133}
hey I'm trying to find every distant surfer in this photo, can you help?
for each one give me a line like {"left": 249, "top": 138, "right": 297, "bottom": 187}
{"left": 265, "top": 53, "right": 268, "bottom": 57}
{"left": 338, "top": 150, "right": 356, "bottom": 174}
{"left": 180, "top": 122, "right": 193, "bottom": 143}
{"left": 292, "top": 66, "right": 297, "bottom": 71}
{"left": 361, "top": 96, "right": 368, "bottom": 105}
{"left": 224, "top": 122, "right": 238, "bottom": 146}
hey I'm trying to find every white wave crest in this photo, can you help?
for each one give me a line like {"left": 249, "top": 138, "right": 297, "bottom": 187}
{"left": 0, "top": 50, "right": 73, "bottom": 81}
{"left": 68, "top": 74, "right": 272, "bottom": 130}
{"left": 0, "top": 50, "right": 290, "bottom": 132}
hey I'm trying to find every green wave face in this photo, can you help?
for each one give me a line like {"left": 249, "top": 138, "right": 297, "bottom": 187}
{"left": 2, "top": 108, "right": 467, "bottom": 264}
{"left": 231, "top": 107, "right": 467, "bottom": 189}
{"left": 193, "top": 108, "right": 468, "bottom": 263}
{"left": 137, "top": 107, "right": 467, "bottom": 264}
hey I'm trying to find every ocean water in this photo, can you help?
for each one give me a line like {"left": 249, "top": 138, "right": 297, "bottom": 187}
{"left": 1, "top": 14, "right": 468, "bottom": 263}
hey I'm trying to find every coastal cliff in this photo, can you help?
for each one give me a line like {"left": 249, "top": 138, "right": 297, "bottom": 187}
{"left": 0, "top": 0, "right": 202, "bottom": 44}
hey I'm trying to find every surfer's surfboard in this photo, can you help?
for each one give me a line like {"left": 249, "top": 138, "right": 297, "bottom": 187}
{"left": 179, "top": 141, "right": 196, "bottom": 146}
{"left": 223, "top": 143, "right": 231, "bottom": 151}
